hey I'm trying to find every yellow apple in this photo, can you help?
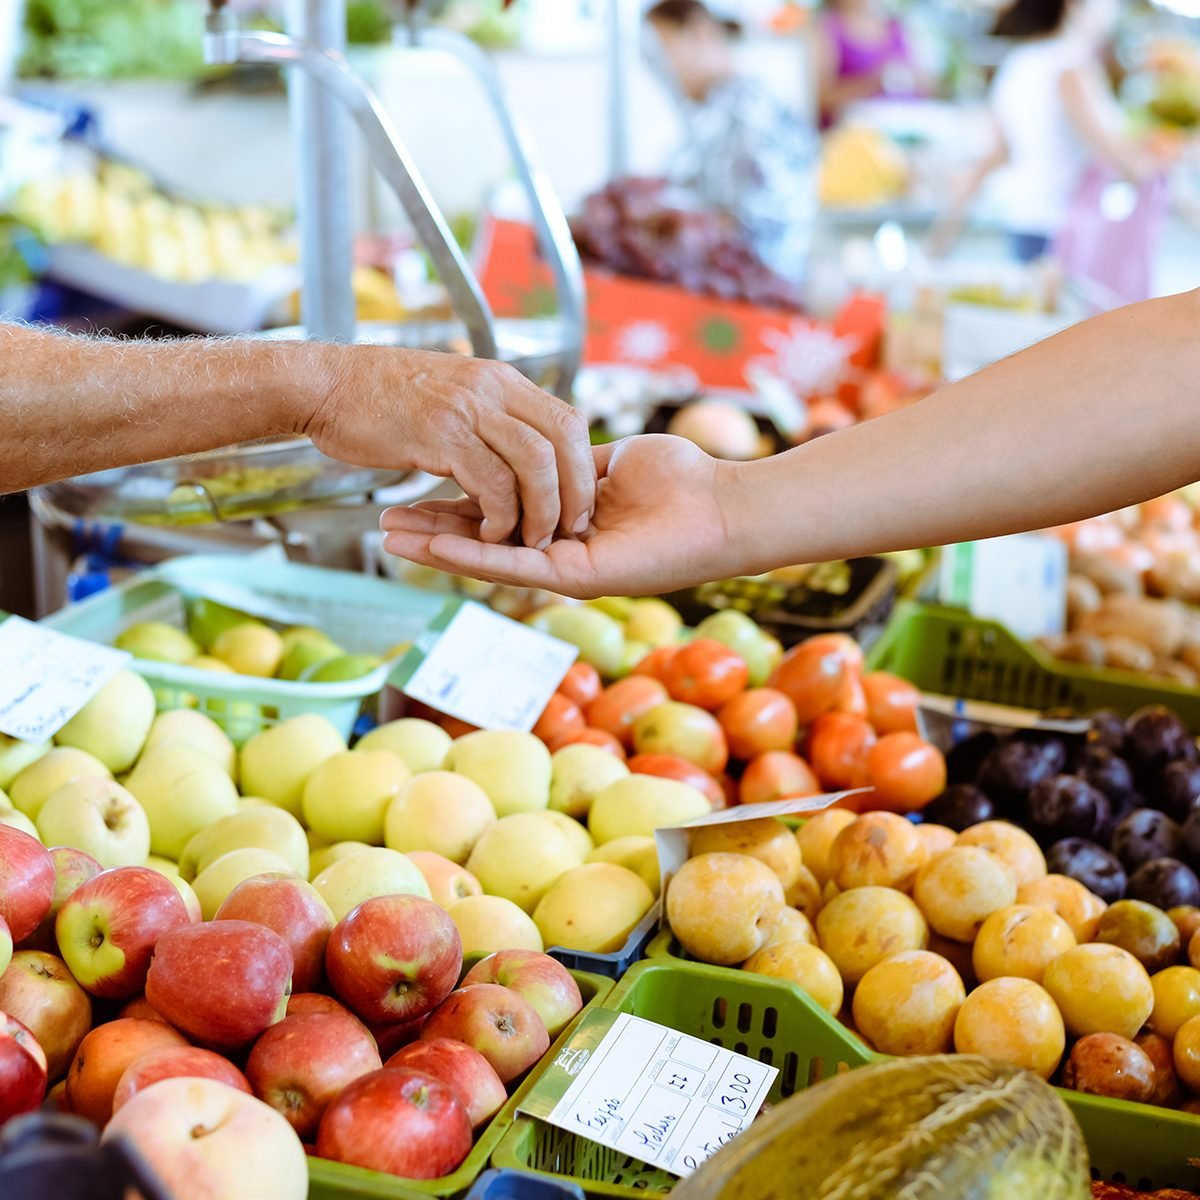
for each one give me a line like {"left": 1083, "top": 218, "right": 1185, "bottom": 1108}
{"left": 239, "top": 715, "right": 347, "bottom": 818}
{"left": 55, "top": 670, "right": 156, "bottom": 774}
{"left": 191, "top": 848, "right": 298, "bottom": 920}
{"left": 114, "top": 621, "right": 198, "bottom": 664}
{"left": 383, "top": 771, "right": 495, "bottom": 865}
{"left": 0, "top": 792, "right": 39, "bottom": 839}
{"left": 308, "top": 841, "right": 372, "bottom": 880}
{"left": 549, "top": 745, "right": 629, "bottom": 820}
{"left": 143, "top": 710, "right": 236, "bottom": 780}
{"left": 210, "top": 622, "right": 284, "bottom": 677}
{"left": 145, "top": 855, "right": 182, "bottom": 880}
{"left": 0, "top": 735, "right": 50, "bottom": 790}
{"left": 10, "top": 748, "right": 112, "bottom": 820}
{"left": 535, "top": 811, "right": 594, "bottom": 860}
{"left": 447, "top": 894, "right": 544, "bottom": 955}
{"left": 466, "top": 813, "right": 584, "bottom": 913}
{"left": 301, "top": 750, "right": 410, "bottom": 845}
{"left": 125, "top": 743, "right": 239, "bottom": 859}
{"left": 588, "top": 775, "right": 710, "bottom": 845}
{"left": 311, "top": 847, "right": 431, "bottom": 921}
{"left": 443, "top": 731, "right": 551, "bottom": 817}
{"left": 586, "top": 836, "right": 661, "bottom": 896}
{"left": 35, "top": 777, "right": 150, "bottom": 868}
{"left": 624, "top": 599, "right": 683, "bottom": 648}
{"left": 355, "top": 719, "right": 452, "bottom": 775}
{"left": 178, "top": 807, "right": 309, "bottom": 882}
{"left": 171, "top": 875, "right": 203, "bottom": 923}
{"left": 534, "top": 863, "right": 656, "bottom": 953}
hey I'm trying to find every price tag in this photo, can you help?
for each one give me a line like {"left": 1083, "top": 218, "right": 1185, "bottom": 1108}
{"left": 518, "top": 1009, "right": 776, "bottom": 1178}
{"left": 0, "top": 616, "right": 131, "bottom": 743}
{"left": 392, "top": 600, "right": 577, "bottom": 733}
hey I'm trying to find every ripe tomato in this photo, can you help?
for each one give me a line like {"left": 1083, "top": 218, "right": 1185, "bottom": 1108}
{"left": 804, "top": 633, "right": 864, "bottom": 672}
{"left": 833, "top": 672, "right": 868, "bottom": 718}
{"left": 631, "top": 646, "right": 678, "bottom": 684}
{"left": 769, "top": 639, "right": 850, "bottom": 726}
{"left": 718, "top": 688, "right": 799, "bottom": 760}
{"left": 664, "top": 639, "right": 750, "bottom": 710}
{"left": 865, "top": 732, "right": 946, "bottom": 813}
{"left": 586, "top": 677, "right": 670, "bottom": 749}
{"left": 547, "top": 726, "right": 626, "bottom": 759}
{"left": 557, "top": 661, "right": 602, "bottom": 710}
{"left": 740, "top": 751, "right": 821, "bottom": 806}
{"left": 627, "top": 753, "right": 724, "bottom": 809}
{"left": 532, "top": 693, "right": 585, "bottom": 744}
{"left": 806, "top": 712, "right": 876, "bottom": 791}
{"left": 862, "top": 672, "right": 920, "bottom": 735}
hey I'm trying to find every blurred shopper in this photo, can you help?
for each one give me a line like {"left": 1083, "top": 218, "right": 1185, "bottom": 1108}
{"left": 646, "top": 0, "right": 818, "bottom": 280}
{"left": 816, "top": 0, "right": 929, "bottom": 127}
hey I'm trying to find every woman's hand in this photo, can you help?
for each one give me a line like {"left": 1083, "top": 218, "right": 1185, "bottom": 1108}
{"left": 380, "top": 435, "right": 746, "bottom": 599}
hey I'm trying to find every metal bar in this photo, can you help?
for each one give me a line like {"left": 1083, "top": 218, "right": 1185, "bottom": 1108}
{"left": 606, "top": 0, "right": 638, "bottom": 180}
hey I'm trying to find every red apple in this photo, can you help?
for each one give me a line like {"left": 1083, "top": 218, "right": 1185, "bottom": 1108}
{"left": 326, "top": 895, "right": 461, "bottom": 1026}
{"left": 119, "top": 996, "right": 172, "bottom": 1025}
{"left": 113, "top": 1045, "right": 252, "bottom": 1112}
{"left": 627, "top": 754, "right": 725, "bottom": 810}
{"left": 66, "top": 1017, "right": 187, "bottom": 1126}
{"left": 369, "top": 1016, "right": 424, "bottom": 1060}
{"left": 461, "top": 950, "right": 583, "bottom": 1038}
{"left": 0, "top": 1012, "right": 47, "bottom": 1121}
{"left": 146, "top": 920, "right": 293, "bottom": 1048}
{"left": 315, "top": 1067, "right": 472, "bottom": 1179}
{"left": 214, "top": 873, "right": 335, "bottom": 994}
{"left": 246, "top": 1011, "right": 382, "bottom": 1140}
{"left": 286, "top": 992, "right": 364, "bottom": 1025}
{"left": 0, "top": 949, "right": 92, "bottom": 1081}
{"left": 385, "top": 1038, "right": 506, "bottom": 1129}
{"left": 421, "top": 984, "right": 549, "bottom": 1084}
{"left": 55, "top": 866, "right": 190, "bottom": 999}
{"left": 0, "top": 825, "right": 55, "bottom": 944}
{"left": 27, "top": 846, "right": 103, "bottom": 949}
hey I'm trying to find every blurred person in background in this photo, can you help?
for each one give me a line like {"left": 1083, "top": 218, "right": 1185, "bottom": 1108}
{"left": 816, "top": 0, "right": 930, "bottom": 128}
{"left": 645, "top": 0, "right": 818, "bottom": 280}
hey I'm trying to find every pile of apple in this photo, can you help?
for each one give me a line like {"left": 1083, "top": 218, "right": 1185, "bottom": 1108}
{"left": 663, "top": 810, "right": 1200, "bottom": 1114}
{"left": 0, "top": 817, "right": 588, "bottom": 1192}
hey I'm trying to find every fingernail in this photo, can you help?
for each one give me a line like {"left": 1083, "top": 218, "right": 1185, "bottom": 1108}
{"left": 536, "top": 536, "right": 552, "bottom": 552}
{"left": 572, "top": 514, "right": 590, "bottom": 535}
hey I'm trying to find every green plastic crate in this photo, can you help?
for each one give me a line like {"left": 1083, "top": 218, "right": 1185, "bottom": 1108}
{"left": 867, "top": 601, "right": 1200, "bottom": 727}
{"left": 490, "top": 960, "right": 873, "bottom": 1198}
{"left": 308, "top": 968, "right": 612, "bottom": 1200}
{"left": 40, "top": 554, "right": 446, "bottom": 744}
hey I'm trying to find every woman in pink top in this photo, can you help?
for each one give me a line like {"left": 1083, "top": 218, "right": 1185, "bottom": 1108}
{"left": 817, "top": 0, "right": 927, "bottom": 127}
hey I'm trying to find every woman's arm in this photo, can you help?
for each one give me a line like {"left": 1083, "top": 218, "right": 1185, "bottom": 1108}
{"left": 1060, "top": 64, "right": 1157, "bottom": 182}
{"left": 928, "top": 116, "right": 1009, "bottom": 256}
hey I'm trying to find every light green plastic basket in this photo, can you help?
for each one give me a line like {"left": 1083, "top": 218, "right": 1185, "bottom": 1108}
{"left": 40, "top": 555, "right": 447, "bottom": 744}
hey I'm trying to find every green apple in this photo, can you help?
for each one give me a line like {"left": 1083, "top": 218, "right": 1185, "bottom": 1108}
{"left": 447, "top": 894, "right": 543, "bottom": 955}
{"left": 311, "top": 847, "right": 430, "bottom": 921}
{"left": 535, "top": 810, "right": 594, "bottom": 860}
{"left": 744, "top": 632, "right": 784, "bottom": 688}
{"left": 145, "top": 855, "right": 181, "bottom": 879}
{"left": 170, "top": 874, "right": 202, "bottom": 922}
{"left": 442, "top": 731, "right": 551, "bottom": 817}
{"left": 54, "top": 671, "right": 156, "bottom": 774}
{"left": 125, "top": 742, "right": 239, "bottom": 859}
{"left": 625, "top": 599, "right": 683, "bottom": 648}
{"left": 186, "top": 655, "right": 236, "bottom": 674}
{"left": 465, "top": 812, "right": 585, "bottom": 913}
{"left": 178, "top": 806, "right": 309, "bottom": 882}
{"left": 0, "top": 736, "right": 49, "bottom": 790}
{"left": 301, "top": 654, "right": 382, "bottom": 683}
{"left": 279, "top": 625, "right": 338, "bottom": 656}
{"left": 191, "top": 848, "right": 297, "bottom": 920}
{"left": 0, "top": 791, "right": 39, "bottom": 839}
{"left": 277, "top": 639, "right": 339, "bottom": 682}
{"left": 143, "top": 710, "right": 236, "bottom": 780}
{"left": 383, "top": 770, "right": 495, "bottom": 864}
{"left": 614, "top": 639, "right": 652, "bottom": 679}
{"left": 36, "top": 778, "right": 150, "bottom": 869}
{"left": 531, "top": 605, "right": 625, "bottom": 677}
{"left": 308, "top": 840, "right": 372, "bottom": 880}
{"left": 585, "top": 597, "right": 635, "bottom": 622}
{"left": 238, "top": 714, "right": 347, "bottom": 818}
{"left": 588, "top": 775, "right": 710, "bottom": 844}
{"left": 549, "top": 744, "right": 629, "bottom": 820}
{"left": 114, "top": 621, "right": 198, "bottom": 664}
{"left": 210, "top": 622, "right": 284, "bottom": 678}
{"left": 355, "top": 719, "right": 452, "bottom": 775}
{"left": 187, "top": 597, "right": 254, "bottom": 651}
{"left": 696, "top": 610, "right": 761, "bottom": 659}
{"left": 587, "top": 835, "right": 662, "bottom": 896}
{"left": 301, "top": 749, "right": 410, "bottom": 845}
{"left": 10, "top": 748, "right": 112, "bottom": 820}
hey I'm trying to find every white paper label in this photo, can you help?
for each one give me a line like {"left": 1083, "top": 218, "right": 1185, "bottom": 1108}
{"left": 401, "top": 602, "right": 577, "bottom": 732}
{"left": 0, "top": 616, "right": 131, "bottom": 742}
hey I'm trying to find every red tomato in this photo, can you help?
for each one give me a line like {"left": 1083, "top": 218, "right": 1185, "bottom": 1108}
{"left": 832, "top": 672, "right": 868, "bottom": 718}
{"left": 769, "top": 640, "right": 849, "bottom": 725}
{"left": 627, "top": 753, "right": 724, "bottom": 809}
{"left": 557, "top": 661, "right": 602, "bottom": 710}
{"left": 806, "top": 712, "right": 877, "bottom": 791}
{"left": 865, "top": 732, "right": 946, "bottom": 813}
{"left": 586, "top": 677, "right": 670, "bottom": 749}
{"left": 804, "top": 633, "right": 864, "bottom": 672}
{"left": 547, "top": 726, "right": 627, "bottom": 759}
{"left": 717, "top": 688, "right": 799, "bottom": 760}
{"left": 664, "top": 639, "right": 750, "bottom": 710}
{"left": 532, "top": 693, "right": 585, "bottom": 745}
{"left": 632, "top": 646, "right": 678, "bottom": 684}
{"left": 862, "top": 672, "right": 920, "bottom": 735}
{"left": 739, "top": 751, "right": 822, "bottom": 806}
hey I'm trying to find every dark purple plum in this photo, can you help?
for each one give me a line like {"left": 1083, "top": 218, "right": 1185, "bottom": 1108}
{"left": 1088, "top": 710, "right": 1128, "bottom": 754}
{"left": 945, "top": 731, "right": 1000, "bottom": 786}
{"left": 1156, "top": 760, "right": 1200, "bottom": 825}
{"left": 1111, "top": 809, "right": 1184, "bottom": 872}
{"left": 1046, "top": 838, "right": 1127, "bottom": 904}
{"left": 1026, "top": 775, "right": 1111, "bottom": 844}
{"left": 977, "top": 740, "right": 1060, "bottom": 807}
{"left": 1185, "top": 808, "right": 1200, "bottom": 870}
{"left": 1125, "top": 707, "right": 1195, "bottom": 775}
{"left": 921, "top": 784, "right": 995, "bottom": 832}
{"left": 1126, "top": 857, "right": 1200, "bottom": 911}
{"left": 1075, "top": 745, "right": 1135, "bottom": 806}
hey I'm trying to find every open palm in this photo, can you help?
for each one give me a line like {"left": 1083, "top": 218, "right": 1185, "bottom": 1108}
{"left": 380, "top": 435, "right": 739, "bottom": 599}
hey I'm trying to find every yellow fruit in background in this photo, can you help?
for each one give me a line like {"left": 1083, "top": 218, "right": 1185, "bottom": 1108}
{"left": 171, "top": 876, "right": 203, "bottom": 923}
{"left": 239, "top": 714, "right": 347, "bottom": 818}
{"left": 852, "top": 950, "right": 966, "bottom": 1056}
{"left": 1043, "top": 943, "right": 1154, "bottom": 1039}
{"left": 954, "top": 977, "right": 1066, "bottom": 1080}
{"left": 448, "top": 895, "right": 543, "bottom": 955}
{"left": 192, "top": 849, "right": 297, "bottom": 920}
{"left": 145, "top": 855, "right": 181, "bottom": 879}
{"left": 795, "top": 809, "right": 856, "bottom": 887}
{"left": 1149, "top": 965, "right": 1200, "bottom": 1039}
{"left": 972, "top": 904, "right": 1076, "bottom": 984}
{"left": 586, "top": 835, "right": 661, "bottom": 896}
{"left": 277, "top": 640, "right": 340, "bottom": 682}
{"left": 588, "top": 776, "right": 709, "bottom": 845}
{"left": 743, "top": 941, "right": 843, "bottom": 1015}
{"left": 787, "top": 865, "right": 822, "bottom": 922}
{"left": 115, "top": 622, "right": 198, "bottom": 664}
{"left": 531, "top": 606, "right": 625, "bottom": 677}
{"left": 143, "top": 710, "right": 236, "bottom": 780}
{"left": 466, "top": 813, "right": 584, "bottom": 913}
{"left": 535, "top": 810, "right": 594, "bottom": 861}
{"left": 0, "top": 736, "right": 50, "bottom": 790}
{"left": 211, "top": 623, "right": 284, "bottom": 678}
{"left": 1017, "top": 874, "right": 1107, "bottom": 943}
{"left": 10, "top": 748, "right": 112, "bottom": 820}
{"left": 309, "top": 840, "right": 372, "bottom": 880}
{"left": 0, "top": 796, "right": 38, "bottom": 839}
{"left": 443, "top": 731, "right": 552, "bottom": 817}
{"left": 758, "top": 906, "right": 816, "bottom": 951}
{"left": 384, "top": 771, "right": 495, "bottom": 864}
{"left": 186, "top": 656, "right": 235, "bottom": 674}
{"left": 178, "top": 806, "right": 309, "bottom": 882}
{"left": 301, "top": 749, "right": 410, "bottom": 845}
{"left": 35, "top": 778, "right": 150, "bottom": 869}
{"left": 816, "top": 886, "right": 928, "bottom": 985}
{"left": 55, "top": 671, "right": 156, "bottom": 774}
{"left": 956, "top": 821, "right": 1046, "bottom": 888}
{"left": 690, "top": 818, "right": 801, "bottom": 895}
{"left": 534, "top": 863, "right": 655, "bottom": 953}
{"left": 549, "top": 744, "right": 629, "bottom": 820}
{"left": 356, "top": 719, "right": 452, "bottom": 775}
{"left": 913, "top": 847, "right": 1017, "bottom": 943}
{"left": 312, "top": 847, "right": 430, "bottom": 921}
{"left": 624, "top": 599, "right": 683, "bottom": 648}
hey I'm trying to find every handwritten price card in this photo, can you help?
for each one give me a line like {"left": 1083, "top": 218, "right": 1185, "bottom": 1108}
{"left": 0, "top": 616, "right": 131, "bottom": 743}
{"left": 519, "top": 1009, "right": 777, "bottom": 1178}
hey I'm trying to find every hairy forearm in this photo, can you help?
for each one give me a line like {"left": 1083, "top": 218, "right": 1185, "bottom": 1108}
{"left": 0, "top": 325, "right": 333, "bottom": 493}
{"left": 729, "top": 289, "right": 1200, "bottom": 571}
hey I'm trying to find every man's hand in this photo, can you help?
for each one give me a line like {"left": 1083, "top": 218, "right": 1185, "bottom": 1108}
{"left": 310, "top": 347, "right": 594, "bottom": 549}
{"left": 380, "top": 435, "right": 745, "bottom": 598}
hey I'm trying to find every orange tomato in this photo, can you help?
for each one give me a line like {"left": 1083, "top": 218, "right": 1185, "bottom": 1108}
{"left": 557, "top": 661, "right": 602, "bottom": 710}
{"left": 740, "top": 751, "right": 822, "bottom": 806}
{"left": 547, "top": 726, "right": 626, "bottom": 759}
{"left": 862, "top": 672, "right": 920, "bottom": 735}
{"left": 631, "top": 646, "right": 678, "bottom": 684}
{"left": 865, "top": 732, "right": 946, "bottom": 813}
{"left": 718, "top": 688, "right": 799, "bottom": 760}
{"left": 664, "top": 639, "right": 750, "bottom": 711}
{"left": 804, "top": 633, "right": 865, "bottom": 672}
{"left": 532, "top": 693, "right": 585, "bottom": 745}
{"left": 806, "top": 712, "right": 876, "bottom": 791}
{"left": 769, "top": 638, "right": 854, "bottom": 725}
{"left": 833, "top": 672, "right": 868, "bottom": 718}
{"left": 627, "top": 753, "right": 723, "bottom": 809}
{"left": 586, "top": 677, "right": 670, "bottom": 749}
